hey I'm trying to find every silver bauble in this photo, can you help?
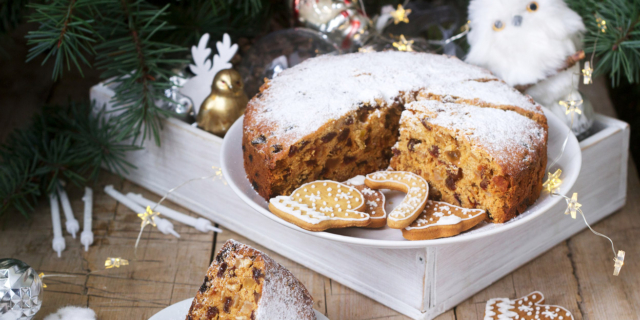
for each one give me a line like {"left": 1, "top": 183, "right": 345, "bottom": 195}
{"left": 0, "top": 259, "right": 43, "bottom": 320}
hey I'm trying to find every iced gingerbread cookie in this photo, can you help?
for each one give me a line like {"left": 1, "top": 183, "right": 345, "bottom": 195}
{"left": 364, "top": 171, "right": 428, "bottom": 229}
{"left": 269, "top": 180, "right": 370, "bottom": 231}
{"left": 484, "top": 291, "right": 574, "bottom": 320}
{"left": 344, "top": 175, "right": 387, "bottom": 228}
{"left": 403, "top": 200, "right": 486, "bottom": 240}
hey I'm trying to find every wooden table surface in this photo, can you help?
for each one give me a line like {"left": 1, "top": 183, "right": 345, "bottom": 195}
{"left": 1, "top": 25, "right": 639, "bottom": 320}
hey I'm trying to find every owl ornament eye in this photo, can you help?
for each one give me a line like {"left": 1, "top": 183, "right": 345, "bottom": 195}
{"left": 493, "top": 20, "right": 505, "bottom": 31}
{"left": 527, "top": 1, "right": 539, "bottom": 12}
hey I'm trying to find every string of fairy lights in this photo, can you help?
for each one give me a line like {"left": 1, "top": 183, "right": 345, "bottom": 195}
{"left": 542, "top": 15, "right": 625, "bottom": 276}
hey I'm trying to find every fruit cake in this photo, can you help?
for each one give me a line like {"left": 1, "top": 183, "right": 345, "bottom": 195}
{"left": 390, "top": 100, "right": 547, "bottom": 223}
{"left": 187, "top": 240, "right": 315, "bottom": 320}
{"left": 242, "top": 51, "right": 547, "bottom": 223}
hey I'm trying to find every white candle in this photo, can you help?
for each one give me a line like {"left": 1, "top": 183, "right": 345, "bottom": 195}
{"left": 57, "top": 185, "right": 79, "bottom": 238}
{"left": 80, "top": 187, "right": 94, "bottom": 251}
{"left": 104, "top": 185, "right": 180, "bottom": 238}
{"left": 49, "top": 193, "right": 66, "bottom": 257}
{"left": 126, "top": 193, "right": 223, "bottom": 233}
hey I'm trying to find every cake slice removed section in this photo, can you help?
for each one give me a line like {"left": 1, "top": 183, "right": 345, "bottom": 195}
{"left": 187, "top": 240, "right": 315, "bottom": 320}
{"left": 390, "top": 100, "right": 548, "bottom": 223}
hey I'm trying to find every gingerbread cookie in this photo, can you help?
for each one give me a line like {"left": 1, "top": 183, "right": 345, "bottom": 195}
{"left": 402, "top": 200, "right": 486, "bottom": 240}
{"left": 484, "top": 291, "right": 574, "bottom": 320}
{"left": 364, "top": 171, "right": 428, "bottom": 229}
{"left": 269, "top": 180, "right": 370, "bottom": 231}
{"left": 344, "top": 175, "right": 387, "bottom": 228}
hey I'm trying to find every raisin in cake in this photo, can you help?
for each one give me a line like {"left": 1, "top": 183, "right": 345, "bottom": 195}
{"left": 391, "top": 100, "right": 547, "bottom": 223}
{"left": 187, "top": 240, "right": 315, "bottom": 320}
{"left": 243, "top": 51, "right": 547, "bottom": 223}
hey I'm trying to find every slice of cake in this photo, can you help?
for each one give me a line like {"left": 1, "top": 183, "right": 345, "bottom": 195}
{"left": 187, "top": 240, "right": 315, "bottom": 320}
{"left": 390, "top": 100, "right": 547, "bottom": 223}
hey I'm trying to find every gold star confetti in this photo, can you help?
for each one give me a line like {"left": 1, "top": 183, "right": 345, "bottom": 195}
{"left": 596, "top": 17, "right": 607, "bottom": 33}
{"left": 613, "top": 250, "right": 625, "bottom": 276}
{"left": 393, "top": 35, "right": 414, "bottom": 52}
{"left": 564, "top": 193, "right": 581, "bottom": 219}
{"left": 138, "top": 205, "right": 159, "bottom": 228}
{"left": 559, "top": 99, "right": 583, "bottom": 115}
{"left": 390, "top": 4, "right": 411, "bottom": 24}
{"left": 38, "top": 272, "right": 47, "bottom": 288}
{"left": 582, "top": 61, "right": 593, "bottom": 85}
{"left": 105, "top": 257, "right": 129, "bottom": 269}
{"left": 543, "top": 169, "right": 562, "bottom": 193}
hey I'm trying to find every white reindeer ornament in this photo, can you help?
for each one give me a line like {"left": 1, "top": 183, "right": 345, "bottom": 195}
{"left": 465, "top": 0, "right": 593, "bottom": 136}
{"left": 180, "top": 33, "right": 238, "bottom": 114}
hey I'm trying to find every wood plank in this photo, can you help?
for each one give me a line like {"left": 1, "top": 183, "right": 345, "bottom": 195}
{"left": 566, "top": 159, "right": 640, "bottom": 319}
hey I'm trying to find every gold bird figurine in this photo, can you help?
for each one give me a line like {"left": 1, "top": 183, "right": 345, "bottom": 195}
{"left": 197, "top": 69, "right": 249, "bottom": 137}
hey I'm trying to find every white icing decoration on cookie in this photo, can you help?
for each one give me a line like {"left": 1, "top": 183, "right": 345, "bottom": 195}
{"left": 269, "top": 180, "right": 368, "bottom": 224}
{"left": 405, "top": 200, "right": 485, "bottom": 230}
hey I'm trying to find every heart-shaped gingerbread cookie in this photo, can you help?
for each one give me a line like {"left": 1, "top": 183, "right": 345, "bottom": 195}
{"left": 365, "top": 171, "right": 428, "bottom": 229}
{"left": 268, "top": 180, "right": 370, "bottom": 231}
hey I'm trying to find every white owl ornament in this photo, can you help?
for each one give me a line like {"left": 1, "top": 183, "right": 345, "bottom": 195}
{"left": 465, "top": 0, "right": 593, "bottom": 137}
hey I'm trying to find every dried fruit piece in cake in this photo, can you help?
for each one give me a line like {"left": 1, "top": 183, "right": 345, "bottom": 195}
{"left": 364, "top": 171, "right": 428, "bottom": 229}
{"left": 187, "top": 240, "right": 315, "bottom": 320}
{"left": 484, "top": 291, "right": 574, "bottom": 320}
{"left": 402, "top": 200, "right": 486, "bottom": 240}
{"left": 268, "top": 180, "right": 370, "bottom": 231}
{"left": 344, "top": 175, "right": 387, "bottom": 228}
{"left": 391, "top": 100, "right": 547, "bottom": 223}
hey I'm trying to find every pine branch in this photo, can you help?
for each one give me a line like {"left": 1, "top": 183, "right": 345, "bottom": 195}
{"left": 95, "top": 0, "right": 186, "bottom": 146}
{"left": 568, "top": 0, "right": 640, "bottom": 86}
{"left": 0, "top": 102, "right": 139, "bottom": 217}
{"left": 25, "top": 0, "right": 100, "bottom": 80}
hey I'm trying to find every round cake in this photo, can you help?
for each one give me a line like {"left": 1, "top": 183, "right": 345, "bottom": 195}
{"left": 242, "top": 51, "right": 548, "bottom": 223}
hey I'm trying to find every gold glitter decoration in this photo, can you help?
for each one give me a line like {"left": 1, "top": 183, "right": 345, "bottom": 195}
{"left": 559, "top": 99, "right": 583, "bottom": 115}
{"left": 105, "top": 257, "right": 129, "bottom": 269}
{"left": 564, "top": 193, "right": 581, "bottom": 219}
{"left": 582, "top": 61, "right": 593, "bottom": 85}
{"left": 596, "top": 17, "right": 607, "bottom": 33}
{"left": 138, "top": 205, "right": 159, "bottom": 228}
{"left": 392, "top": 35, "right": 414, "bottom": 52}
{"left": 614, "top": 250, "right": 625, "bottom": 276}
{"left": 542, "top": 169, "right": 562, "bottom": 193}
{"left": 390, "top": 4, "right": 411, "bottom": 25}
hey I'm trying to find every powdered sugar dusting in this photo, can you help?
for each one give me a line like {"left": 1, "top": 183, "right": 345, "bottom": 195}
{"left": 404, "top": 100, "right": 545, "bottom": 172}
{"left": 247, "top": 51, "right": 538, "bottom": 145}
{"left": 222, "top": 240, "right": 316, "bottom": 320}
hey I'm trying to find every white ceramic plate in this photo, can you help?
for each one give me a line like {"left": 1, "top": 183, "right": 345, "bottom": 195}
{"left": 148, "top": 298, "right": 329, "bottom": 320}
{"left": 221, "top": 108, "right": 581, "bottom": 248}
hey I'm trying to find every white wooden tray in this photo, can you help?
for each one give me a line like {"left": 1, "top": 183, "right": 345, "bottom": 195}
{"left": 91, "top": 82, "right": 629, "bottom": 320}
{"left": 221, "top": 109, "right": 581, "bottom": 248}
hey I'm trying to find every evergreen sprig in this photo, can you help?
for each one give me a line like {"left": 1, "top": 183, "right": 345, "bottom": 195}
{"left": 0, "top": 103, "right": 139, "bottom": 218}
{"left": 95, "top": 1, "right": 186, "bottom": 145}
{"left": 25, "top": 0, "right": 101, "bottom": 80}
{"left": 567, "top": 0, "right": 640, "bottom": 86}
